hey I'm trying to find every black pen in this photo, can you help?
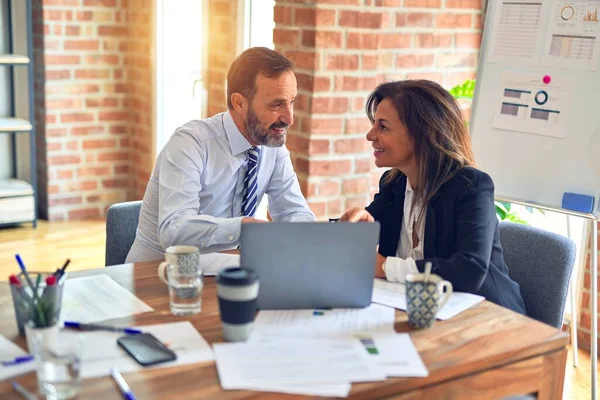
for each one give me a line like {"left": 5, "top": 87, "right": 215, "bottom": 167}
{"left": 55, "top": 259, "right": 71, "bottom": 279}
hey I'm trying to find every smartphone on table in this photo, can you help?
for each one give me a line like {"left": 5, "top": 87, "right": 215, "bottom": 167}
{"left": 117, "top": 333, "right": 177, "bottom": 366}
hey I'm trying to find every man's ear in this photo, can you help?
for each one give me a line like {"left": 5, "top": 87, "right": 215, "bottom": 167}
{"left": 230, "top": 93, "right": 247, "bottom": 114}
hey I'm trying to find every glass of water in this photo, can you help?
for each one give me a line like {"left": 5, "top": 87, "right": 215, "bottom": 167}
{"left": 166, "top": 265, "right": 204, "bottom": 315}
{"left": 29, "top": 329, "right": 83, "bottom": 400}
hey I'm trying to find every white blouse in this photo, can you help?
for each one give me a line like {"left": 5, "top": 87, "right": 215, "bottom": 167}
{"left": 383, "top": 181, "right": 426, "bottom": 282}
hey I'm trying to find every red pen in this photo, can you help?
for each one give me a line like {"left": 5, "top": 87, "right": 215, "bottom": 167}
{"left": 45, "top": 275, "right": 56, "bottom": 286}
{"left": 9, "top": 275, "right": 21, "bottom": 286}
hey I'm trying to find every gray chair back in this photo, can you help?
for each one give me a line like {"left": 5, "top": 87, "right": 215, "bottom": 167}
{"left": 499, "top": 221, "right": 576, "bottom": 328}
{"left": 105, "top": 201, "right": 142, "bottom": 266}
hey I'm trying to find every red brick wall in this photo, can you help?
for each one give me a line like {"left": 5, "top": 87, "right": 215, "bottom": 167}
{"left": 126, "top": 0, "right": 153, "bottom": 199}
{"left": 578, "top": 226, "right": 598, "bottom": 353}
{"left": 274, "top": 0, "right": 483, "bottom": 220}
{"left": 207, "top": 0, "right": 238, "bottom": 117}
{"left": 32, "top": 0, "right": 154, "bottom": 219}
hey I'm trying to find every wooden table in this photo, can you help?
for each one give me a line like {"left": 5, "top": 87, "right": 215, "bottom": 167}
{"left": 0, "top": 261, "right": 569, "bottom": 399}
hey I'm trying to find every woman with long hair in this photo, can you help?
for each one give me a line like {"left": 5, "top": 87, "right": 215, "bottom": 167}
{"left": 340, "top": 80, "right": 525, "bottom": 314}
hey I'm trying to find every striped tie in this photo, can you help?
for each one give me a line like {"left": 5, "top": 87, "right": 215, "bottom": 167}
{"left": 241, "top": 146, "right": 260, "bottom": 217}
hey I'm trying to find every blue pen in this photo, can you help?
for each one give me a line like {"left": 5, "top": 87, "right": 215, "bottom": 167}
{"left": 15, "top": 254, "right": 36, "bottom": 293}
{"left": 12, "top": 381, "right": 37, "bottom": 400}
{"left": 63, "top": 321, "right": 142, "bottom": 335}
{"left": 2, "top": 355, "right": 34, "bottom": 366}
{"left": 111, "top": 368, "right": 137, "bottom": 400}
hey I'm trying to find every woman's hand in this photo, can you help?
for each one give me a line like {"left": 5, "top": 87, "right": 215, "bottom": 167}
{"left": 339, "top": 207, "right": 374, "bottom": 222}
{"left": 375, "top": 253, "right": 386, "bottom": 278}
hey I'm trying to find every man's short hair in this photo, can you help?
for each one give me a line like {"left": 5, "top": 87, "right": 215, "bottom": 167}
{"left": 226, "top": 47, "right": 294, "bottom": 110}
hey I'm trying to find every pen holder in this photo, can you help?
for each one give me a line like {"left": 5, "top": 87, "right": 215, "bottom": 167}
{"left": 10, "top": 271, "right": 66, "bottom": 337}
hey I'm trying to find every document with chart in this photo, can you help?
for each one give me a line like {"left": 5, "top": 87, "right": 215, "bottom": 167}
{"left": 542, "top": 0, "right": 600, "bottom": 70}
{"left": 252, "top": 303, "right": 395, "bottom": 338}
{"left": 486, "top": 0, "right": 546, "bottom": 65}
{"left": 492, "top": 72, "right": 573, "bottom": 138}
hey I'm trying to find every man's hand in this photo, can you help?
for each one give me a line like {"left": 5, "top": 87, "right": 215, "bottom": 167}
{"left": 375, "top": 253, "right": 386, "bottom": 278}
{"left": 242, "top": 217, "right": 268, "bottom": 224}
{"left": 339, "top": 207, "right": 374, "bottom": 223}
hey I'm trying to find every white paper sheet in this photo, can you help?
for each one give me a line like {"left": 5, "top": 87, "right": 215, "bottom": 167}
{"left": 371, "top": 279, "right": 484, "bottom": 320}
{"left": 214, "top": 337, "right": 385, "bottom": 391}
{"left": 239, "top": 382, "right": 351, "bottom": 398}
{"left": 364, "top": 333, "right": 428, "bottom": 378}
{"left": 251, "top": 332, "right": 428, "bottom": 380}
{"left": 0, "top": 335, "right": 35, "bottom": 381}
{"left": 200, "top": 253, "right": 240, "bottom": 276}
{"left": 492, "top": 72, "right": 573, "bottom": 138}
{"left": 60, "top": 321, "right": 213, "bottom": 378}
{"left": 60, "top": 275, "right": 153, "bottom": 324}
{"left": 542, "top": 0, "right": 600, "bottom": 71}
{"left": 487, "top": 0, "right": 545, "bottom": 65}
{"left": 252, "top": 303, "right": 395, "bottom": 338}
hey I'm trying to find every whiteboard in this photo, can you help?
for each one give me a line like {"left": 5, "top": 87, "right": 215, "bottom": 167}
{"left": 471, "top": 0, "right": 600, "bottom": 217}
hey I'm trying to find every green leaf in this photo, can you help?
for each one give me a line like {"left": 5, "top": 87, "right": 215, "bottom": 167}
{"left": 495, "top": 204, "right": 507, "bottom": 220}
{"left": 499, "top": 201, "right": 512, "bottom": 212}
{"left": 449, "top": 79, "right": 477, "bottom": 100}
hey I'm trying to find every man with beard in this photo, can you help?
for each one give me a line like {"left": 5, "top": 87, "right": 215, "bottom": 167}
{"left": 126, "top": 47, "right": 315, "bottom": 262}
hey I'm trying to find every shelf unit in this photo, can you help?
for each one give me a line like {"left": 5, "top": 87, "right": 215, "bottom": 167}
{"left": 0, "top": 0, "right": 36, "bottom": 227}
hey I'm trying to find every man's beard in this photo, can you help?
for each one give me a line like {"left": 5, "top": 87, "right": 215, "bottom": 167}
{"left": 245, "top": 107, "right": 288, "bottom": 148}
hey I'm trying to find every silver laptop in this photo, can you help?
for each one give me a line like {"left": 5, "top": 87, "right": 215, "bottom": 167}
{"left": 240, "top": 222, "right": 380, "bottom": 309}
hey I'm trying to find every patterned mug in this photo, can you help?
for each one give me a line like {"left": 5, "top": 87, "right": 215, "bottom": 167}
{"left": 158, "top": 245, "right": 200, "bottom": 284}
{"left": 405, "top": 272, "right": 453, "bottom": 329}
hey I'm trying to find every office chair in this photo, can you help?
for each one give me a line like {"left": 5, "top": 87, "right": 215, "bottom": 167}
{"left": 105, "top": 201, "right": 142, "bottom": 266}
{"left": 499, "top": 222, "right": 577, "bottom": 400}
{"left": 499, "top": 221, "right": 576, "bottom": 329}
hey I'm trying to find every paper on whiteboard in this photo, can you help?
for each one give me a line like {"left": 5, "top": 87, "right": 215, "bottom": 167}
{"left": 492, "top": 72, "right": 573, "bottom": 138}
{"left": 487, "top": 0, "right": 545, "bottom": 65}
{"left": 542, "top": 0, "right": 600, "bottom": 71}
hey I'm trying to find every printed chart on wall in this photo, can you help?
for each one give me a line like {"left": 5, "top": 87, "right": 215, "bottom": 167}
{"left": 542, "top": 0, "right": 600, "bottom": 70}
{"left": 493, "top": 72, "right": 572, "bottom": 138}
{"left": 486, "top": 0, "right": 545, "bottom": 65}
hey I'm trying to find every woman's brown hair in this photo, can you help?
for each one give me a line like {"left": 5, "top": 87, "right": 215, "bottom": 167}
{"left": 365, "top": 80, "right": 475, "bottom": 221}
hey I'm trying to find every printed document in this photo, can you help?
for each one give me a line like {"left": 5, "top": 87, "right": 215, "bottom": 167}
{"left": 200, "top": 253, "right": 240, "bottom": 276}
{"left": 372, "top": 279, "right": 484, "bottom": 320}
{"left": 60, "top": 275, "right": 153, "bottom": 324}
{"left": 214, "top": 337, "right": 385, "bottom": 392}
{"left": 253, "top": 303, "right": 395, "bottom": 338}
{"left": 62, "top": 321, "right": 213, "bottom": 378}
{"left": 0, "top": 335, "right": 35, "bottom": 381}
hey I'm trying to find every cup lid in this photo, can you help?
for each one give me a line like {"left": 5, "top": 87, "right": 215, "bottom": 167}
{"left": 216, "top": 267, "right": 258, "bottom": 286}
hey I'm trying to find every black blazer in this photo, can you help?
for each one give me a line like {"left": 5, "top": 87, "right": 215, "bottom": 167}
{"left": 366, "top": 167, "right": 526, "bottom": 315}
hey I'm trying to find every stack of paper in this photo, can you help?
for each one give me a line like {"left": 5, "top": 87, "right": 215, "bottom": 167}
{"left": 199, "top": 253, "right": 240, "bottom": 276}
{"left": 371, "top": 279, "right": 485, "bottom": 320}
{"left": 60, "top": 321, "right": 213, "bottom": 378}
{"left": 214, "top": 336, "right": 384, "bottom": 397}
{"left": 213, "top": 303, "right": 428, "bottom": 397}
{"left": 60, "top": 275, "right": 154, "bottom": 324}
{"left": 0, "top": 335, "right": 35, "bottom": 381}
{"left": 252, "top": 303, "right": 395, "bottom": 338}
{"left": 364, "top": 333, "right": 428, "bottom": 377}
